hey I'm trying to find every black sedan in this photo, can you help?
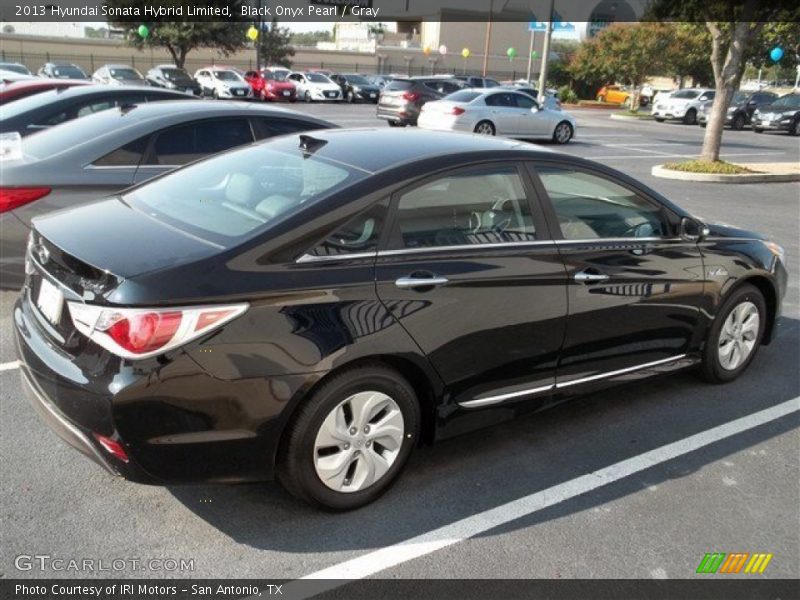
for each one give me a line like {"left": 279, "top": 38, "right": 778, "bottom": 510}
{"left": 698, "top": 90, "right": 778, "bottom": 130}
{"left": 14, "top": 129, "right": 787, "bottom": 510}
{"left": 330, "top": 73, "right": 380, "bottom": 103}
{"left": 0, "top": 101, "right": 334, "bottom": 288}
{"left": 0, "top": 84, "right": 195, "bottom": 137}
{"left": 144, "top": 64, "right": 202, "bottom": 96}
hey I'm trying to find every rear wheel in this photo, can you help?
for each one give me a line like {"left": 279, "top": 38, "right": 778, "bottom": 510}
{"left": 699, "top": 284, "right": 766, "bottom": 384}
{"left": 683, "top": 108, "right": 697, "bottom": 125}
{"left": 474, "top": 120, "right": 496, "bottom": 135}
{"left": 304, "top": 91, "right": 312, "bottom": 103}
{"left": 732, "top": 113, "right": 746, "bottom": 130}
{"left": 553, "top": 121, "right": 573, "bottom": 144}
{"left": 276, "top": 365, "right": 420, "bottom": 510}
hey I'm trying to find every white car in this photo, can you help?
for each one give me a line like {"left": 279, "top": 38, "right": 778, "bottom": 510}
{"left": 287, "top": 71, "right": 342, "bottom": 102}
{"left": 652, "top": 88, "right": 715, "bottom": 125}
{"left": 417, "top": 88, "right": 577, "bottom": 144}
{"left": 193, "top": 68, "right": 252, "bottom": 99}
{"left": 92, "top": 64, "right": 148, "bottom": 87}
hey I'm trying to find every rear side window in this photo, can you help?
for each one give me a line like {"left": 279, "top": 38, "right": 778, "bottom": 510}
{"left": 147, "top": 118, "right": 254, "bottom": 165}
{"left": 485, "top": 93, "right": 516, "bottom": 107}
{"left": 536, "top": 166, "right": 668, "bottom": 240}
{"left": 392, "top": 166, "right": 536, "bottom": 249}
{"left": 306, "top": 202, "right": 386, "bottom": 258}
{"left": 384, "top": 80, "right": 413, "bottom": 91}
{"left": 253, "top": 118, "right": 322, "bottom": 140}
{"left": 92, "top": 136, "right": 149, "bottom": 167}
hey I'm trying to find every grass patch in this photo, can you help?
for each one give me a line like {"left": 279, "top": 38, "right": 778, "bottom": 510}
{"left": 662, "top": 160, "right": 757, "bottom": 175}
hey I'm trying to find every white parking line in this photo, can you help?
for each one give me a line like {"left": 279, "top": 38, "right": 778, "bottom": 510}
{"left": 0, "top": 360, "right": 20, "bottom": 372}
{"left": 594, "top": 151, "right": 786, "bottom": 161}
{"left": 285, "top": 397, "right": 799, "bottom": 593}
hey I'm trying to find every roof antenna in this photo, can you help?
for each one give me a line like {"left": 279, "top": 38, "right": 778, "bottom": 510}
{"left": 298, "top": 134, "right": 327, "bottom": 157}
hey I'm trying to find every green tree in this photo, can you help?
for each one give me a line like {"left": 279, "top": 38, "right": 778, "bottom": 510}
{"left": 568, "top": 23, "right": 671, "bottom": 107}
{"left": 664, "top": 24, "right": 714, "bottom": 87}
{"left": 648, "top": 0, "right": 800, "bottom": 162}
{"left": 259, "top": 18, "right": 295, "bottom": 68}
{"left": 107, "top": 1, "right": 249, "bottom": 69}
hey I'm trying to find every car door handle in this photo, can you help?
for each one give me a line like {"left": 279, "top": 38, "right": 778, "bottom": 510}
{"left": 573, "top": 270, "right": 610, "bottom": 283}
{"left": 395, "top": 276, "right": 449, "bottom": 289}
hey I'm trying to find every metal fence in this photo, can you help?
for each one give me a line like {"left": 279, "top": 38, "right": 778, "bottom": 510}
{"left": 2, "top": 50, "right": 535, "bottom": 81}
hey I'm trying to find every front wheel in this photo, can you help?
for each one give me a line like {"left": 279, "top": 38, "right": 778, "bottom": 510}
{"left": 699, "top": 284, "right": 766, "bottom": 384}
{"left": 276, "top": 365, "right": 420, "bottom": 510}
{"left": 553, "top": 121, "right": 573, "bottom": 144}
{"left": 683, "top": 109, "right": 697, "bottom": 125}
{"left": 304, "top": 91, "right": 312, "bottom": 103}
{"left": 654, "top": 117, "right": 665, "bottom": 123}
{"left": 790, "top": 118, "right": 800, "bottom": 136}
{"left": 732, "top": 113, "right": 746, "bottom": 131}
{"left": 347, "top": 90, "right": 355, "bottom": 103}
{"left": 474, "top": 120, "right": 496, "bottom": 135}
{"left": 753, "top": 128, "right": 764, "bottom": 133}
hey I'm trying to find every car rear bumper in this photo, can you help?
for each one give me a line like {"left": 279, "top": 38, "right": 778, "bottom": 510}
{"left": 13, "top": 291, "right": 316, "bottom": 485}
{"left": 377, "top": 102, "right": 419, "bottom": 124}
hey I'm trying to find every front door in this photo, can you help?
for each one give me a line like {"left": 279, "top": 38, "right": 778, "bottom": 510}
{"left": 374, "top": 163, "right": 568, "bottom": 407}
{"left": 529, "top": 162, "right": 705, "bottom": 385}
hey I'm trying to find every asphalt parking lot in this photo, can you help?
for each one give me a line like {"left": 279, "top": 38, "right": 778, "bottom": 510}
{"left": 1, "top": 104, "right": 798, "bottom": 583}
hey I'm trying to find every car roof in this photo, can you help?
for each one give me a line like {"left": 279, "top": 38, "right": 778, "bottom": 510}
{"left": 270, "top": 128, "right": 553, "bottom": 173}
{"left": 24, "top": 84, "right": 187, "bottom": 102}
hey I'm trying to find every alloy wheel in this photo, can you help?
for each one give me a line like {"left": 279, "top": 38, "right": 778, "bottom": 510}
{"left": 554, "top": 122, "right": 572, "bottom": 143}
{"left": 474, "top": 122, "right": 495, "bottom": 135}
{"left": 718, "top": 301, "right": 760, "bottom": 371}
{"left": 313, "top": 391, "right": 405, "bottom": 493}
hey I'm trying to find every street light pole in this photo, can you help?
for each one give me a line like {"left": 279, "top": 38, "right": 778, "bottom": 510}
{"left": 481, "top": 0, "right": 494, "bottom": 77}
{"left": 526, "top": 30, "right": 535, "bottom": 83}
{"left": 536, "top": 0, "right": 555, "bottom": 105}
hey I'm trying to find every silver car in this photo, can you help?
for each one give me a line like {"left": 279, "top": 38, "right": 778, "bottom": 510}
{"left": 417, "top": 89, "right": 576, "bottom": 143}
{"left": 92, "top": 64, "right": 148, "bottom": 87}
{"left": 0, "top": 101, "right": 334, "bottom": 288}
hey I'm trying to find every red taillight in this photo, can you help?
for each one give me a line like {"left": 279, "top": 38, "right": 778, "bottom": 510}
{"left": 93, "top": 433, "right": 129, "bottom": 463}
{"left": 401, "top": 91, "right": 421, "bottom": 102}
{"left": 450, "top": 107, "right": 466, "bottom": 115}
{"left": 106, "top": 311, "right": 183, "bottom": 355}
{"left": 0, "top": 187, "right": 51, "bottom": 213}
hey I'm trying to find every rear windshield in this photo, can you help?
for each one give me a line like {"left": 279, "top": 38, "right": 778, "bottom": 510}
{"left": 162, "top": 68, "right": 192, "bottom": 83}
{"left": 22, "top": 108, "right": 130, "bottom": 159}
{"left": 344, "top": 74, "right": 370, "bottom": 85}
{"left": 384, "top": 80, "right": 413, "bottom": 91}
{"left": 124, "top": 141, "right": 368, "bottom": 246}
{"left": 53, "top": 66, "right": 85, "bottom": 79}
{"left": 1, "top": 88, "right": 68, "bottom": 120}
{"left": 444, "top": 90, "right": 481, "bottom": 103}
{"left": 1, "top": 64, "right": 29, "bottom": 75}
{"left": 671, "top": 90, "right": 702, "bottom": 99}
{"left": 110, "top": 68, "right": 141, "bottom": 80}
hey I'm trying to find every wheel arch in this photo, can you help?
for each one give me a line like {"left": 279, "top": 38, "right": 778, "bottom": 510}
{"left": 728, "top": 275, "right": 778, "bottom": 345}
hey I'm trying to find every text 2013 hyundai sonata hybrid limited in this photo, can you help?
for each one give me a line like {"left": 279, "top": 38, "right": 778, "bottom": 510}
{"left": 14, "top": 129, "right": 787, "bottom": 510}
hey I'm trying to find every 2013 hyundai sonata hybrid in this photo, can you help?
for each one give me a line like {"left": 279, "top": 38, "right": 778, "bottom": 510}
{"left": 15, "top": 129, "right": 787, "bottom": 510}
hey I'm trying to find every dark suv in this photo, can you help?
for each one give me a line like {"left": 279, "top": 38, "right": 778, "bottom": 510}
{"left": 751, "top": 93, "right": 800, "bottom": 135}
{"left": 453, "top": 75, "right": 501, "bottom": 88}
{"left": 376, "top": 77, "right": 464, "bottom": 126}
{"left": 698, "top": 90, "right": 778, "bottom": 130}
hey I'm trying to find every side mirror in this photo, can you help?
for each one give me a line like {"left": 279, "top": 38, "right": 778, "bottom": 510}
{"left": 680, "top": 216, "right": 709, "bottom": 242}
{"left": 531, "top": 105, "right": 539, "bottom": 112}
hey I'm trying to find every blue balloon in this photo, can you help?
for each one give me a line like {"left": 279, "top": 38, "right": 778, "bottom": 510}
{"left": 770, "top": 47, "right": 784, "bottom": 62}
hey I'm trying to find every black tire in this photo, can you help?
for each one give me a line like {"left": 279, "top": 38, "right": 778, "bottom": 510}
{"left": 474, "top": 120, "right": 496, "bottom": 135}
{"left": 732, "top": 113, "right": 746, "bottom": 131}
{"left": 699, "top": 284, "right": 766, "bottom": 384}
{"left": 753, "top": 128, "right": 764, "bottom": 133}
{"left": 655, "top": 117, "right": 665, "bottom": 123}
{"left": 347, "top": 90, "right": 355, "bottom": 103}
{"left": 700, "top": 123, "right": 707, "bottom": 128}
{"left": 212, "top": 89, "right": 219, "bottom": 100}
{"left": 790, "top": 118, "right": 800, "bottom": 136}
{"left": 683, "top": 108, "right": 697, "bottom": 125}
{"left": 276, "top": 364, "right": 420, "bottom": 511}
{"left": 552, "top": 120, "right": 574, "bottom": 144}
{"left": 304, "top": 91, "right": 312, "bottom": 103}
{"left": 388, "top": 120, "right": 403, "bottom": 127}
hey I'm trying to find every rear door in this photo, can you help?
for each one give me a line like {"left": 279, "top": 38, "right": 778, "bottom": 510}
{"left": 528, "top": 161, "right": 705, "bottom": 386}
{"left": 374, "top": 162, "right": 567, "bottom": 407}
{"left": 485, "top": 92, "right": 527, "bottom": 135}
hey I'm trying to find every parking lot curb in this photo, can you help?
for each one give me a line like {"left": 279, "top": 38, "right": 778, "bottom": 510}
{"left": 610, "top": 113, "right": 654, "bottom": 122}
{"left": 652, "top": 165, "right": 800, "bottom": 183}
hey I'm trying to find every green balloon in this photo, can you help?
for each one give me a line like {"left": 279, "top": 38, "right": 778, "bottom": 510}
{"left": 138, "top": 24, "right": 149, "bottom": 39}
{"left": 531, "top": 50, "right": 539, "bottom": 59}
{"left": 506, "top": 47, "right": 517, "bottom": 59}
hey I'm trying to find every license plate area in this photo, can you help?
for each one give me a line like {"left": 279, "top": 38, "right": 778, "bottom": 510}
{"left": 37, "top": 278, "right": 64, "bottom": 325}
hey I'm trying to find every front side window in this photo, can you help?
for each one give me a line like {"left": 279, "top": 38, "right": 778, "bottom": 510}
{"left": 536, "top": 166, "right": 668, "bottom": 240}
{"left": 392, "top": 166, "right": 536, "bottom": 249}
{"left": 513, "top": 93, "right": 537, "bottom": 109}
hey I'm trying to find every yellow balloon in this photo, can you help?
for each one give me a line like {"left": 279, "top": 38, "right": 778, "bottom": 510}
{"left": 247, "top": 26, "right": 258, "bottom": 41}
{"left": 461, "top": 48, "right": 470, "bottom": 58}
{"left": 423, "top": 45, "right": 431, "bottom": 56}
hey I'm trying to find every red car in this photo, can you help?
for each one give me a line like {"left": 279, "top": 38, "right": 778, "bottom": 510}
{"left": 0, "top": 78, "right": 90, "bottom": 105}
{"left": 244, "top": 70, "right": 296, "bottom": 102}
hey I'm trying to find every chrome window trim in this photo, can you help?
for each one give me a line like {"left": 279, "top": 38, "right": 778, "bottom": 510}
{"left": 378, "top": 240, "right": 552, "bottom": 257}
{"left": 459, "top": 354, "right": 687, "bottom": 408}
{"left": 296, "top": 251, "right": 377, "bottom": 264}
{"left": 554, "top": 237, "right": 682, "bottom": 244}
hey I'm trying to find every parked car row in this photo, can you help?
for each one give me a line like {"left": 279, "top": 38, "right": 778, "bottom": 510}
{"left": 651, "top": 87, "right": 800, "bottom": 135}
